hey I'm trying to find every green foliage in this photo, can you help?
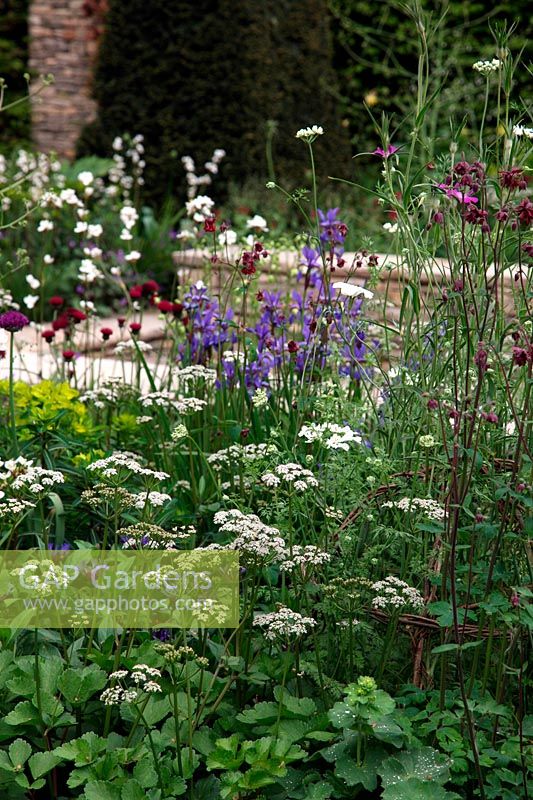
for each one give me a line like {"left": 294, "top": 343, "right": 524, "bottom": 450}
{"left": 79, "top": 0, "right": 350, "bottom": 206}
{"left": 328, "top": 0, "right": 533, "bottom": 150}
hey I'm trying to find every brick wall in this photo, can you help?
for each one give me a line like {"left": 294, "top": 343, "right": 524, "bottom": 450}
{"left": 28, "top": 0, "right": 105, "bottom": 158}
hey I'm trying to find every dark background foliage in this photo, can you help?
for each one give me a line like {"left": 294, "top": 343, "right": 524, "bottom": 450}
{"left": 77, "top": 0, "right": 352, "bottom": 206}
{"left": 0, "top": 0, "right": 29, "bottom": 151}
{"left": 329, "top": 0, "right": 533, "bottom": 149}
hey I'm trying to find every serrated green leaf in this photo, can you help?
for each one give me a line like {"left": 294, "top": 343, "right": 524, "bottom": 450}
{"left": 28, "top": 750, "right": 61, "bottom": 779}
{"left": 9, "top": 739, "right": 31, "bottom": 769}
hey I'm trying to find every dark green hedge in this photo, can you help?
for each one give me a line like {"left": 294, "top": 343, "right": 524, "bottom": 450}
{"left": 78, "top": 0, "right": 351, "bottom": 206}
{"left": 0, "top": 0, "right": 29, "bottom": 152}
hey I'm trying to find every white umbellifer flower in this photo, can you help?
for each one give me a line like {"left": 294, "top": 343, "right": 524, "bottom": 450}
{"left": 37, "top": 219, "right": 53, "bottom": 232}
{"left": 253, "top": 606, "right": 317, "bottom": 640}
{"left": 371, "top": 576, "right": 424, "bottom": 612}
{"left": 279, "top": 545, "right": 331, "bottom": 573}
{"left": 381, "top": 496, "right": 445, "bottom": 521}
{"left": 114, "top": 340, "right": 153, "bottom": 354}
{"left": 332, "top": 281, "right": 374, "bottom": 300}
{"left": 87, "top": 451, "right": 170, "bottom": 482}
{"left": 218, "top": 229, "right": 237, "bottom": 246}
{"left": 87, "top": 223, "right": 103, "bottom": 238}
{"left": 120, "top": 205, "right": 139, "bottom": 230}
{"left": 298, "top": 422, "right": 362, "bottom": 451}
{"left": 74, "top": 221, "right": 88, "bottom": 233}
{"left": 295, "top": 125, "right": 324, "bottom": 141}
{"left": 23, "top": 295, "right": 39, "bottom": 310}
{"left": 418, "top": 434, "right": 436, "bottom": 448}
{"left": 175, "top": 365, "right": 217, "bottom": 384}
{"left": 213, "top": 509, "right": 286, "bottom": 562}
{"left": 246, "top": 214, "right": 269, "bottom": 232}
{"left": 43, "top": 254, "right": 54, "bottom": 265}
{"left": 185, "top": 194, "right": 214, "bottom": 221}
{"left": 252, "top": 389, "right": 269, "bottom": 409}
{"left": 125, "top": 250, "right": 141, "bottom": 261}
{"left": 472, "top": 58, "right": 501, "bottom": 75}
{"left": 261, "top": 462, "right": 318, "bottom": 491}
{"left": 77, "top": 171, "right": 94, "bottom": 186}
{"left": 139, "top": 391, "right": 207, "bottom": 415}
{"left": 120, "top": 228, "right": 133, "bottom": 241}
{"left": 132, "top": 491, "right": 171, "bottom": 509}
{"left": 171, "top": 424, "right": 188, "bottom": 442}
{"left": 207, "top": 442, "right": 278, "bottom": 470}
{"left": 3, "top": 459, "right": 64, "bottom": 494}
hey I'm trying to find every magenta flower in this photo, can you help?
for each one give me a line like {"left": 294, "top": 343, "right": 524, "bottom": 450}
{"left": 373, "top": 144, "right": 399, "bottom": 158}
{"left": 438, "top": 184, "right": 478, "bottom": 204}
{"left": 0, "top": 310, "right": 30, "bottom": 332}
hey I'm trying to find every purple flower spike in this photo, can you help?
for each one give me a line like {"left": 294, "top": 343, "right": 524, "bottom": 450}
{"left": 373, "top": 144, "right": 399, "bottom": 158}
{"left": 0, "top": 310, "right": 30, "bottom": 332}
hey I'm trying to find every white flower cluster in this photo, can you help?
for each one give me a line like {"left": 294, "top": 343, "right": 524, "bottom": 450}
{"left": 114, "top": 340, "right": 153, "bottom": 355}
{"left": 182, "top": 148, "right": 226, "bottom": 199}
{"left": 101, "top": 664, "right": 162, "bottom": 706}
{"left": 80, "top": 379, "right": 129, "bottom": 408}
{"left": 185, "top": 194, "right": 215, "bottom": 222}
{"left": 138, "top": 391, "right": 207, "bottom": 415}
{"left": 0, "top": 457, "right": 64, "bottom": 494}
{"left": 298, "top": 422, "right": 362, "bottom": 451}
{"left": 0, "top": 498, "right": 35, "bottom": 517}
{"left": 207, "top": 442, "right": 278, "bottom": 470}
{"left": 295, "top": 125, "right": 324, "bottom": 141}
{"left": 87, "top": 451, "right": 169, "bottom": 482}
{"left": 213, "top": 509, "right": 286, "bottom": 562}
{"left": 512, "top": 124, "right": 533, "bottom": 139}
{"left": 11, "top": 560, "right": 72, "bottom": 594}
{"left": 371, "top": 576, "right": 424, "bottom": 612}
{"left": 253, "top": 606, "right": 317, "bottom": 640}
{"left": 109, "top": 134, "right": 145, "bottom": 194}
{"left": 175, "top": 365, "right": 217, "bottom": 384}
{"left": 381, "top": 496, "right": 445, "bottom": 521}
{"left": 279, "top": 545, "right": 331, "bottom": 573}
{"left": 251, "top": 389, "right": 269, "bottom": 409}
{"left": 133, "top": 491, "right": 171, "bottom": 510}
{"left": 473, "top": 59, "right": 501, "bottom": 75}
{"left": 261, "top": 463, "right": 319, "bottom": 492}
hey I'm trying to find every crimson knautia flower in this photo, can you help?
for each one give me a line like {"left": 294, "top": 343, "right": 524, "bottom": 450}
{"left": 100, "top": 327, "right": 113, "bottom": 341}
{"left": 42, "top": 329, "right": 55, "bottom": 343}
{"left": 373, "top": 144, "right": 399, "bottom": 158}
{"left": 0, "top": 310, "right": 30, "bottom": 332}
{"left": 62, "top": 350, "right": 76, "bottom": 362}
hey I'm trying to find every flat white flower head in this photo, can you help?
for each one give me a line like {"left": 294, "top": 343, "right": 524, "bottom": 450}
{"left": 295, "top": 125, "right": 324, "bottom": 142}
{"left": 332, "top": 281, "right": 374, "bottom": 300}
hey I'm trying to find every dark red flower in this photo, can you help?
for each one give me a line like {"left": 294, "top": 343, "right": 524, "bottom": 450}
{"left": 142, "top": 280, "right": 159, "bottom": 297}
{"left": 129, "top": 322, "right": 142, "bottom": 334}
{"left": 49, "top": 296, "right": 64, "bottom": 308}
{"left": 157, "top": 300, "right": 174, "bottom": 314}
{"left": 499, "top": 167, "right": 527, "bottom": 191}
{"left": 514, "top": 198, "right": 533, "bottom": 227}
{"left": 287, "top": 340, "right": 299, "bottom": 353}
{"left": 129, "top": 285, "right": 143, "bottom": 300}
{"left": 62, "top": 350, "right": 76, "bottom": 362}
{"left": 100, "top": 327, "right": 113, "bottom": 341}
{"left": 117, "top": 316, "right": 126, "bottom": 328}
{"left": 42, "top": 329, "right": 55, "bottom": 343}
{"left": 171, "top": 302, "right": 183, "bottom": 317}
{"left": 52, "top": 314, "right": 69, "bottom": 331}
{"left": 67, "top": 308, "right": 87, "bottom": 323}
{"left": 203, "top": 216, "right": 216, "bottom": 233}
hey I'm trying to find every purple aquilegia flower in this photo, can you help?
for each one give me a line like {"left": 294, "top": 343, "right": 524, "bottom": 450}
{"left": 0, "top": 310, "right": 30, "bottom": 332}
{"left": 47, "top": 542, "right": 72, "bottom": 550}
{"left": 373, "top": 144, "right": 399, "bottom": 158}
